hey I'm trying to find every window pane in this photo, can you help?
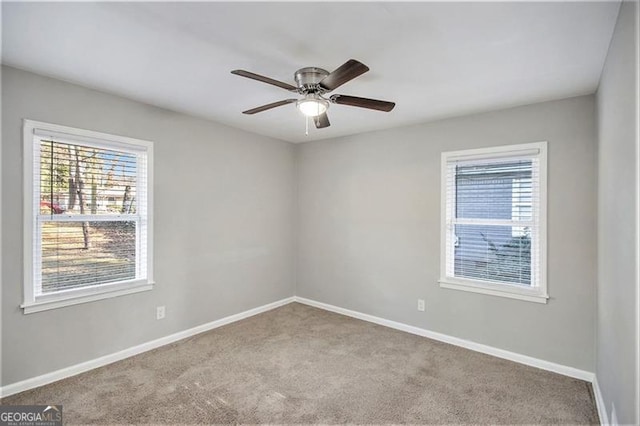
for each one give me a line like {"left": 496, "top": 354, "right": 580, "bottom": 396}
{"left": 40, "top": 221, "right": 136, "bottom": 294}
{"left": 456, "top": 161, "right": 532, "bottom": 221}
{"left": 39, "top": 140, "right": 138, "bottom": 215}
{"left": 454, "top": 224, "right": 531, "bottom": 286}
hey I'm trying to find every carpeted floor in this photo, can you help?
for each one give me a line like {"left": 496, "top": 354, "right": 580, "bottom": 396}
{"left": 3, "top": 302, "right": 598, "bottom": 424}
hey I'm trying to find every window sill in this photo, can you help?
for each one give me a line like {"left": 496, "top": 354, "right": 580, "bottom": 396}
{"left": 21, "top": 281, "right": 154, "bottom": 314}
{"left": 439, "top": 279, "right": 548, "bottom": 304}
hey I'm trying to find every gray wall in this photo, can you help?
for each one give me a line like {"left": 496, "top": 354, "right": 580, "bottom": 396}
{"left": 596, "top": 1, "right": 638, "bottom": 424}
{"left": 1, "top": 66, "right": 297, "bottom": 386}
{"left": 297, "top": 95, "right": 598, "bottom": 372}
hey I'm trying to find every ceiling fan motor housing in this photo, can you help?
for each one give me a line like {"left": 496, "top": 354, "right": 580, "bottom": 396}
{"left": 294, "top": 67, "right": 329, "bottom": 93}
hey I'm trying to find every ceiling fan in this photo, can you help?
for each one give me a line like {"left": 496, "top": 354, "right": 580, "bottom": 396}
{"left": 231, "top": 59, "right": 395, "bottom": 129}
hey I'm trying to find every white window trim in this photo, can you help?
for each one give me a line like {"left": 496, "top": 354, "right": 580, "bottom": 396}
{"left": 22, "top": 119, "right": 154, "bottom": 314}
{"left": 439, "top": 142, "right": 548, "bottom": 304}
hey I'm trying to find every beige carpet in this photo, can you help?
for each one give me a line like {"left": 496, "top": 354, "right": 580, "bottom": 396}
{"left": 2, "top": 303, "right": 598, "bottom": 424}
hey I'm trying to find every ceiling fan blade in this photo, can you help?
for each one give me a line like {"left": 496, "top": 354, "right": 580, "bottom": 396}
{"left": 314, "top": 112, "right": 330, "bottom": 129}
{"left": 330, "top": 95, "right": 395, "bottom": 112}
{"left": 231, "top": 70, "right": 298, "bottom": 92}
{"left": 242, "top": 99, "right": 297, "bottom": 115}
{"left": 319, "top": 59, "right": 369, "bottom": 91}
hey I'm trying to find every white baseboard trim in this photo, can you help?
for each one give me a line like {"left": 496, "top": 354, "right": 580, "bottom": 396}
{"left": 593, "top": 376, "right": 610, "bottom": 425}
{"left": 1, "top": 294, "right": 601, "bottom": 419}
{"left": 0, "top": 296, "right": 295, "bottom": 399}
{"left": 294, "top": 296, "right": 595, "bottom": 382}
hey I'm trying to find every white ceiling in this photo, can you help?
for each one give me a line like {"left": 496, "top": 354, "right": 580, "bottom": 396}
{"left": 2, "top": 2, "right": 620, "bottom": 143}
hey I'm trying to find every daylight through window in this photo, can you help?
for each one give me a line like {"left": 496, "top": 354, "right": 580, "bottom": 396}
{"left": 440, "top": 142, "right": 547, "bottom": 303}
{"left": 23, "top": 120, "right": 153, "bottom": 313}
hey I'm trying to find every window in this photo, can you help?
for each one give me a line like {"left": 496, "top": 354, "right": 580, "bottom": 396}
{"left": 23, "top": 120, "right": 154, "bottom": 313}
{"left": 440, "top": 142, "right": 547, "bottom": 303}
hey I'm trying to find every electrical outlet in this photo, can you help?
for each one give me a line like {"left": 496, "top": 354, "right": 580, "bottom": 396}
{"left": 156, "top": 306, "right": 166, "bottom": 320}
{"left": 417, "top": 299, "right": 425, "bottom": 312}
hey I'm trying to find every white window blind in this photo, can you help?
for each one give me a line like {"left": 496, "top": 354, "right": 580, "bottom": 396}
{"left": 440, "top": 143, "right": 547, "bottom": 303}
{"left": 23, "top": 120, "right": 153, "bottom": 313}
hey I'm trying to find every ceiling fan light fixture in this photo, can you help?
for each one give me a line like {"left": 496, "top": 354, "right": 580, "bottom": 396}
{"left": 297, "top": 95, "right": 329, "bottom": 117}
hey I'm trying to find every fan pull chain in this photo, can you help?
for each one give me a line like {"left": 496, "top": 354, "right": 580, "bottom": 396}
{"left": 305, "top": 115, "right": 309, "bottom": 136}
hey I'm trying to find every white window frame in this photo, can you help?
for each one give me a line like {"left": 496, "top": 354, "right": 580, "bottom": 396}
{"left": 439, "top": 142, "right": 548, "bottom": 304}
{"left": 22, "top": 119, "right": 154, "bottom": 314}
